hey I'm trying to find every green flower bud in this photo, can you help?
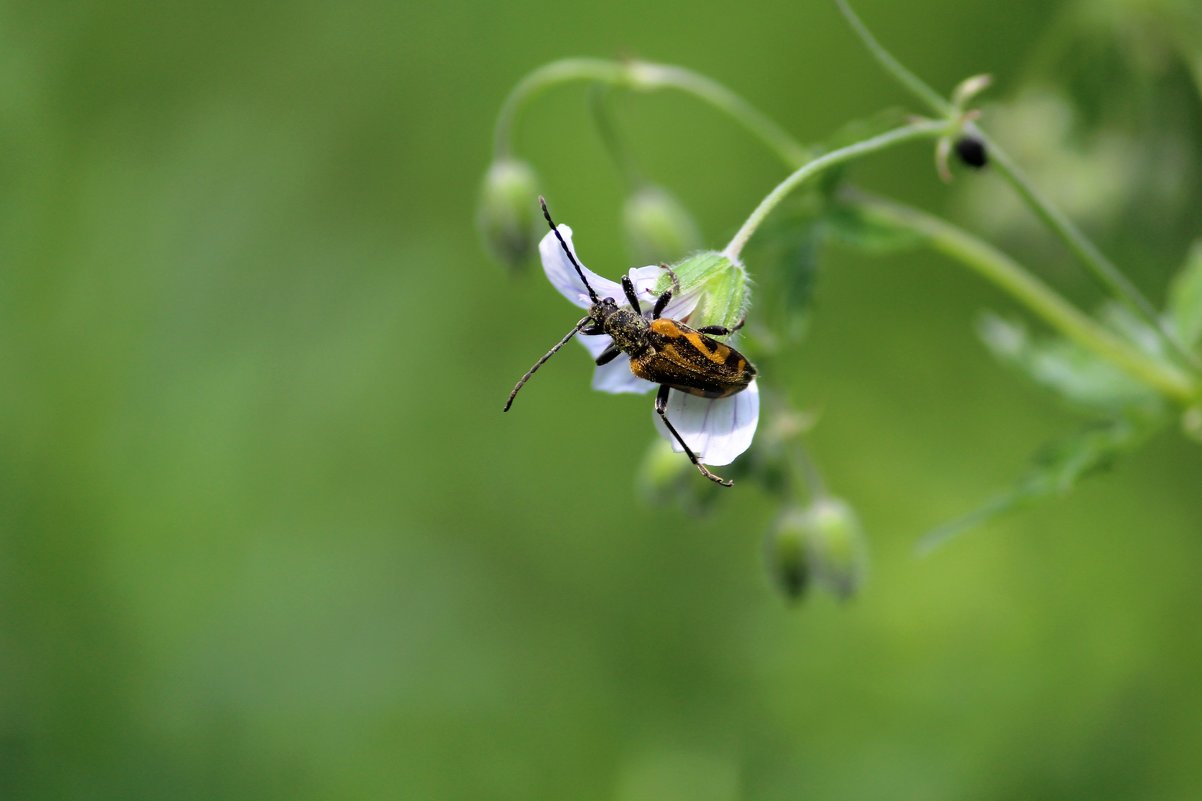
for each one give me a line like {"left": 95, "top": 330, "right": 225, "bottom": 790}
{"left": 637, "top": 438, "right": 724, "bottom": 516}
{"left": 804, "top": 497, "right": 868, "bottom": 600}
{"left": 766, "top": 506, "right": 811, "bottom": 601}
{"left": 659, "top": 251, "right": 750, "bottom": 331}
{"left": 477, "top": 158, "right": 540, "bottom": 269}
{"left": 622, "top": 185, "right": 702, "bottom": 266}
{"left": 766, "top": 497, "right": 867, "bottom": 602}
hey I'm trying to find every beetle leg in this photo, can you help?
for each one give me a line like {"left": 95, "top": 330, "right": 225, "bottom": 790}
{"left": 696, "top": 315, "right": 745, "bottom": 337}
{"left": 621, "top": 275, "right": 642, "bottom": 315}
{"left": 651, "top": 288, "right": 673, "bottom": 319}
{"left": 659, "top": 263, "right": 681, "bottom": 294}
{"left": 595, "top": 343, "right": 621, "bottom": 365}
{"left": 581, "top": 323, "right": 605, "bottom": 336}
{"left": 654, "top": 385, "right": 733, "bottom": 487}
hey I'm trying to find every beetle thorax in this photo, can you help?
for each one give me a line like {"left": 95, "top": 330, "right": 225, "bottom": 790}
{"left": 590, "top": 298, "right": 648, "bottom": 354}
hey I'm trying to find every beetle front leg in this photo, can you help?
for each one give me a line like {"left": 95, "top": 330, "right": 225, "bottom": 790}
{"left": 654, "top": 385, "right": 733, "bottom": 487}
{"left": 621, "top": 275, "right": 643, "bottom": 315}
{"left": 595, "top": 344, "right": 621, "bottom": 365}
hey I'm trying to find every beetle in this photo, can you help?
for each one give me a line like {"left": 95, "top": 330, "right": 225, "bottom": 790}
{"left": 503, "top": 197, "right": 757, "bottom": 487}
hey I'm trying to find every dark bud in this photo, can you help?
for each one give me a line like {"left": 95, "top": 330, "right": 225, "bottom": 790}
{"left": 953, "top": 134, "right": 988, "bottom": 169}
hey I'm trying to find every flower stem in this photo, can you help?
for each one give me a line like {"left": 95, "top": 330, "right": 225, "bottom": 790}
{"left": 970, "top": 125, "right": 1202, "bottom": 374}
{"left": 834, "top": 0, "right": 1201, "bottom": 375}
{"left": 589, "top": 85, "right": 643, "bottom": 190}
{"left": 833, "top": 0, "right": 952, "bottom": 117}
{"left": 844, "top": 192, "right": 1199, "bottom": 403}
{"left": 492, "top": 58, "right": 810, "bottom": 167}
{"left": 493, "top": 58, "right": 625, "bottom": 157}
{"left": 723, "top": 120, "right": 948, "bottom": 260}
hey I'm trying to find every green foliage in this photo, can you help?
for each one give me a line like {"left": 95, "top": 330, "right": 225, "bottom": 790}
{"left": 1168, "top": 240, "right": 1202, "bottom": 349}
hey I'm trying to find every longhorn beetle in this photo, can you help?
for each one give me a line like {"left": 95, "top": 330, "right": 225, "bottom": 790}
{"left": 503, "top": 197, "right": 757, "bottom": 487}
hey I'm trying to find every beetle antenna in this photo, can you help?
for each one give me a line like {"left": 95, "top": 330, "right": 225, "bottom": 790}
{"left": 539, "top": 196, "right": 600, "bottom": 304}
{"left": 504, "top": 315, "right": 593, "bottom": 412}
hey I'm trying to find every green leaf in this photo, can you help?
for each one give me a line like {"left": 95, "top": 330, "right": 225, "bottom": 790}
{"left": 1167, "top": 240, "right": 1202, "bottom": 349}
{"left": 918, "top": 416, "right": 1159, "bottom": 554}
{"left": 977, "top": 311, "right": 1164, "bottom": 416}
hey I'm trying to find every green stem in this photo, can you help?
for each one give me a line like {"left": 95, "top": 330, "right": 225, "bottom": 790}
{"left": 971, "top": 124, "right": 1202, "bottom": 374}
{"left": 723, "top": 120, "right": 948, "bottom": 259}
{"left": 845, "top": 192, "right": 1199, "bottom": 403}
{"left": 493, "top": 58, "right": 625, "bottom": 156}
{"left": 833, "top": 0, "right": 952, "bottom": 117}
{"left": 492, "top": 58, "right": 810, "bottom": 166}
{"left": 833, "top": 0, "right": 1200, "bottom": 374}
{"left": 588, "top": 85, "right": 643, "bottom": 190}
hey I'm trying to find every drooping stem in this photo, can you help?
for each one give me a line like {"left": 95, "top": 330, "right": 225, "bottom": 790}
{"left": 492, "top": 58, "right": 809, "bottom": 166}
{"left": 588, "top": 85, "right": 643, "bottom": 191}
{"left": 844, "top": 192, "right": 1199, "bottom": 403}
{"left": 723, "top": 119, "right": 948, "bottom": 260}
{"left": 493, "top": 58, "right": 626, "bottom": 157}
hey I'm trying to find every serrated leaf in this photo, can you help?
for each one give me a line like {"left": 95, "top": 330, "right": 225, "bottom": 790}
{"left": 977, "top": 311, "right": 1163, "bottom": 416}
{"left": 918, "top": 416, "right": 1157, "bottom": 554}
{"left": 1167, "top": 240, "right": 1202, "bottom": 348}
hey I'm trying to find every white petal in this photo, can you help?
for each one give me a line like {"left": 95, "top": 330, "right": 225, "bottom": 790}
{"left": 592, "top": 353, "right": 657, "bottom": 394}
{"left": 539, "top": 225, "right": 623, "bottom": 309}
{"left": 652, "top": 379, "right": 759, "bottom": 466}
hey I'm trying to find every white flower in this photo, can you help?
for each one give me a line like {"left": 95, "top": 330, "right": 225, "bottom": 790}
{"left": 539, "top": 224, "right": 759, "bottom": 467}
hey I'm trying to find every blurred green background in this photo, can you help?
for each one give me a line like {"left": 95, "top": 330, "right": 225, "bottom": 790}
{"left": 3, "top": 0, "right": 1201, "bottom": 798}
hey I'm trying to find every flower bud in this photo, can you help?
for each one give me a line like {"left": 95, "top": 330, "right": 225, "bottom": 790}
{"left": 766, "top": 497, "right": 867, "bottom": 602}
{"left": 765, "top": 506, "right": 811, "bottom": 601}
{"left": 622, "top": 185, "right": 702, "bottom": 266}
{"left": 637, "top": 438, "right": 724, "bottom": 516}
{"left": 477, "top": 158, "right": 540, "bottom": 269}
{"left": 661, "top": 251, "right": 750, "bottom": 331}
{"left": 804, "top": 497, "right": 868, "bottom": 600}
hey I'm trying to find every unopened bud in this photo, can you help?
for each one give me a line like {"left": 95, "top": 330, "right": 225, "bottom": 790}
{"left": 622, "top": 185, "right": 702, "bottom": 265}
{"left": 661, "top": 251, "right": 749, "bottom": 331}
{"left": 477, "top": 159, "right": 540, "bottom": 269}
{"left": 766, "top": 507, "right": 811, "bottom": 601}
{"left": 804, "top": 497, "right": 868, "bottom": 600}
{"left": 767, "top": 497, "right": 867, "bottom": 602}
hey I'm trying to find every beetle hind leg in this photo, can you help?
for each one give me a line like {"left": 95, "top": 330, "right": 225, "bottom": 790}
{"left": 654, "top": 386, "right": 733, "bottom": 488}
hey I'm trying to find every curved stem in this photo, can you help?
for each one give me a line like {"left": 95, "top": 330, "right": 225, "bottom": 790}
{"left": 493, "top": 58, "right": 626, "bottom": 156}
{"left": 492, "top": 58, "right": 810, "bottom": 167}
{"left": 589, "top": 85, "right": 643, "bottom": 190}
{"left": 845, "top": 192, "right": 1199, "bottom": 403}
{"left": 625, "top": 63, "right": 812, "bottom": 167}
{"left": 723, "top": 120, "right": 948, "bottom": 260}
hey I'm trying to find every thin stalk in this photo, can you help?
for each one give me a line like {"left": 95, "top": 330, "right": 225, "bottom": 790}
{"left": 493, "top": 58, "right": 625, "bottom": 156}
{"left": 833, "top": 0, "right": 1200, "bottom": 374}
{"left": 492, "top": 58, "right": 810, "bottom": 166}
{"left": 972, "top": 125, "right": 1202, "bottom": 374}
{"left": 833, "top": 0, "right": 951, "bottom": 117}
{"left": 846, "top": 192, "right": 1198, "bottom": 403}
{"left": 724, "top": 120, "right": 948, "bottom": 259}
{"left": 589, "top": 85, "right": 643, "bottom": 190}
